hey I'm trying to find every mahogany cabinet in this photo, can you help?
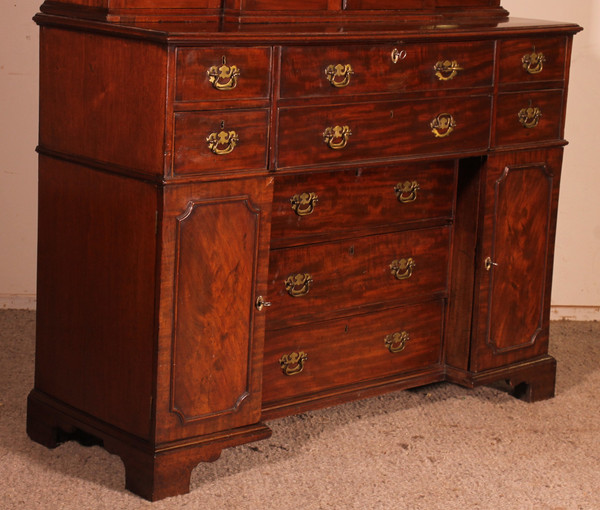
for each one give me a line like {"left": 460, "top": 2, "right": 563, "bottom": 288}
{"left": 28, "top": 0, "right": 581, "bottom": 501}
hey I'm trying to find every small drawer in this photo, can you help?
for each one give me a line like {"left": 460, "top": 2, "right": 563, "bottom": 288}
{"left": 276, "top": 96, "right": 491, "bottom": 168}
{"left": 280, "top": 41, "right": 494, "bottom": 98}
{"left": 271, "top": 162, "right": 456, "bottom": 240}
{"left": 175, "top": 47, "right": 272, "bottom": 102}
{"left": 262, "top": 300, "right": 444, "bottom": 405}
{"left": 498, "top": 37, "right": 566, "bottom": 85}
{"left": 494, "top": 90, "right": 563, "bottom": 147}
{"left": 266, "top": 226, "right": 450, "bottom": 329}
{"left": 172, "top": 109, "right": 269, "bottom": 176}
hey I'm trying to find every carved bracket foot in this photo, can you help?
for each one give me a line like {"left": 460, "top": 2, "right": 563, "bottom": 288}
{"left": 446, "top": 355, "right": 557, "bottom": 403}
{"left": 26, "top": 390, "right": 272, "bottom": 501}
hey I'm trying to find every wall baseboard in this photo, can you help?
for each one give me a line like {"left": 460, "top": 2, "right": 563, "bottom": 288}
{"left": 0, "top": 294, "right": 37, "bottom": 310}
{"left": 1, "top": 294, "right": 598, "bottom": 321}
{"left": 551, "top": 305, "right": 600, "bottom": 321}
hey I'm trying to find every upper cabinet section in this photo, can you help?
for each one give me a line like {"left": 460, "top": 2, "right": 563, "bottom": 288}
{"left": 40, "top": 0, "right": 507, "bottom": 22}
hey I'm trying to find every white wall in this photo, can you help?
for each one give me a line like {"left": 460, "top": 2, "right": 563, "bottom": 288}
{"left": 0, "top": 1, "right": 598, "bottom": 318}
{"left": 0, "top": 1, "right": 39, "bottom": 309}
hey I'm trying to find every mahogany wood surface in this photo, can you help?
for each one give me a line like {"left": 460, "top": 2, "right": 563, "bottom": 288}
{"left": 175, "top": 46, "right": 272, "bottom": 103}
{"left": 35, "top": 156, "right": 159, "bottom": 440}
{"left": 277, "top": 96, "right": 491, "bottom": 168}
{"left": 267, "top": 226, "right": 451, "bottom": 329}
{"left": 29, "top": 3, "right": 582, "bottom": 500}
{"left": 470, "top": 148, "right": 564, "bottom": 371}
{"left": 263, "top": 300, "right": 444, "bottom": 405}
{"left": 40, "top": 0, "right": 507, "bottom": 21}
{"left": 494, "top": 90, "right": 564, "bottom": 147}
{"left": 270, "top": 162, "right": 456, "bottom": 242}
{"left": 497, "top": 36, "right": 567, "bottom": 85}
{"left": 154, "top": 177, "right": 273, "bottom": 443}
{"left": 172, "top": 109, "right": 270, "bottom": 176}
{"left": 279, "top": 41, "right": 494, "bottom": 98}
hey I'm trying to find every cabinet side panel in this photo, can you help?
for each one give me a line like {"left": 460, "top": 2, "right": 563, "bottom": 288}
{"left": 35, "top": 156, "right": 158, "bottom": 439}
{"left": 38, "top": 27, "right": 167, "bottom": 175}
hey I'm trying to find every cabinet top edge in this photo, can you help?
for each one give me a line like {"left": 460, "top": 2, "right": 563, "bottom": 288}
{"left": 33, "top": 14, "right": 582, "bottom": 43}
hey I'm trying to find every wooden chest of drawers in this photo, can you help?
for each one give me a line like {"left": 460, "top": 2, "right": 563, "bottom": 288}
{"left": 28, "top": 1, "right": 581, "bottom": 501}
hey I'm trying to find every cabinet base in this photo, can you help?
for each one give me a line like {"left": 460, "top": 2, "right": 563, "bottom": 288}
{"left": 27, "top": 357, "right": 555, "bottom": 500}
{"left": 445, "top": 355, "right": 557, "bottom": 402}
{"left": 26, "top": 390, "right": 272, "bottom": 501}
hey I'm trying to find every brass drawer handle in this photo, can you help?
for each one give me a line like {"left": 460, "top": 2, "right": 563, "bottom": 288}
{"left": 323, "top": 125, "right": 352, "bottom": 150}
{"left": 325, "top": 64, "right": 354, "bottom": 88}
{"left": 384, "top": 331, "right": 410, "bottom": 353}
{"left": 518, "top": 106, "right": 542, "bottom": 129}
{"left": 206, "top": 129, "right": 239, "bottom": 155}
{"left": 279, "top": 351, "right": 308, "bottom": 376}
{"left": 394, "top": 181, "right": 420, "bottom": 203}
{"left": 207, "top": 56, "right": 240, "bottom": 91}
{"left": 285, "top": 273, "right": 313, "bottom": 297}
{"left": 391, "top": 48, "right": 407, "bottom": 64}
{"left": 430, "top": 113, "right": 456, "bottom": 138}
{"left": 522, "top": 49, "right": 546, "bottom": 75}
{"left": 290, "top": 192, "right": 319, "bottom": 216}
{"left": 390, "top": 258, "right": 415, "bottom": 280}
{"left": 434, "top": 59, "right": 463, "bottom": 81}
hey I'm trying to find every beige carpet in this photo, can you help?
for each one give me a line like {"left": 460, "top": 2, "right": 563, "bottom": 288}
{"left": 1, "top": 309, "right": 598, "bottom": 509}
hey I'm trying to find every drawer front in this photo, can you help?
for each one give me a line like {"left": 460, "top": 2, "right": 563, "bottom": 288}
{"left": 267, "top": 226, "right": 450, "bottom": 328}
{"left": 262, "top": 300, "right": 444, "bottom": 405}
{"left": 271, "top": 162, "right": 456, "bottom": 240}
{"left": 494, "top": 90, "right": 563, "bottom": 147}
{"left": 172, "top": 109, "right": 269, "bottom": 175}
{"left": 498, "top": 37, "right": 566, "bottom": 85}
{"left": 277, "top": 96, "right": 491, "bottom": 168}
{"left": 175, "top": 47, "right": 272, "bottom": 102}
{"left": 280, "top": 41, "right": 494, "bottom": 98}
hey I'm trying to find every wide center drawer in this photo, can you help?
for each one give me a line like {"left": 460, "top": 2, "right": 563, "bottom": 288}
{"left": 276, "top": 96, "right": 491, "bottom": 168}
{"left": 271, "top": 162, "right": 456, "bottom": 242}
{"left": 262, "top": 300, "right": 444, "bottom": 406}
{"left": 280, "top": 41, "right": 494, "bottom": 98}
{"left": 266, "top": 226, "right": 450, "bottom": 329}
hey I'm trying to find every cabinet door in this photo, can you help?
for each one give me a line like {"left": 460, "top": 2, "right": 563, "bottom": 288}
{"left": 156, "top": 178, "right": 272, "bottom": 442}
{"left": 471, "top": 149, "right": 562, "bottom": 371}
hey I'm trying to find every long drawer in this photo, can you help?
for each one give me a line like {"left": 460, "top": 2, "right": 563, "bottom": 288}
{"left": 276, "top": 96, "right": 491, "bottom": 168}
{"left": 271, "top": 162, "right": 456, "bottom": 241}
{"left": 262, "top": 300, "right": 444, "bottom": 406}
{"left": 279, "top": 41, "right": 494, "bottom": 98}
{"left": 266, "top": 226, "right": 450, "bottom": 329}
